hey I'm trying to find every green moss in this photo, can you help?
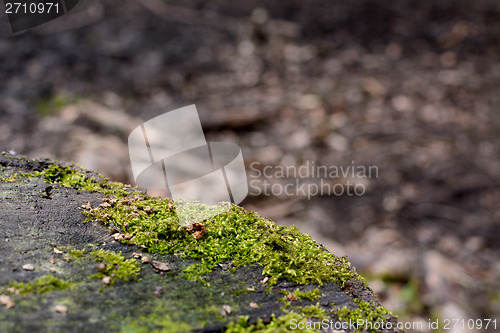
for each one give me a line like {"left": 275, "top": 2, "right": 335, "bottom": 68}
{"left": 91, "top": 249, "right": 142, "bottom": 286}
{"left": 67, "top": 248, "right": 86, "bottom": 258}
{"left": 83, "top": 195, "right": 362, "bottom": 288}
{"left": 118, "top": 298, "right": 221, "bottom": 332}
{"left": 299, "top": 304, "right": 327, "bottom": 319}
{"left": 364, "top": 272, "right": 424, "bottom": 317}
{"left": 9, "top": 275, "right": 74, "bottom": 296}
{"left": 0, "top": 175, "right": 17, "bottom": 183}
{"left": 226, "top": 311, "right": 321, "bottom": 333}
{"left": 20, "top": 160, "right": 365, "bottom": 290}
{"left": 121, "top": 312, "right": 191, "bottom": 333}
{"left": 280, "top": 288, "right": 322, "bottom": 302}
{"left": 33, "top": 163, "right": 133, "bottom": 198}
{"left": 397, "top": 279, "right": 425, "bottom": 315}
{"left": 58, "top": 246, "right": 86, "bottom": 258}
{"left": 36, "top": 93, "right": 71, "bottom": 116}
{"left": 336, "top": 299, "right": 392, "bottom": 333}
{"left": 492, "top": 292, "right": 500, "bottom": 305}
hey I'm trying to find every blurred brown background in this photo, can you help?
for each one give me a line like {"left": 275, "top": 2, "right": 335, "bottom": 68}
{"left": 1, "top": 1, "right": 499, "bottom": 331}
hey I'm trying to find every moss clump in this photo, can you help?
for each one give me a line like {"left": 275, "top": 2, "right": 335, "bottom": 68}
{"left": 33, "top": 163, "right": 133, "bottom": 198}
{"left": 299, "top": 304, "right": 328, "bottom": 319}
{"left": 91, "top": 249, "right": 141, "bottom": 286}
{"left": 83, "top": 195, "right": 362, "bottom": 288}
{"left": 226, "top": 311, "right": 322, "bottom": 333}
{"left": 336, "top": 299, "right": 392, "bottom": 333}
{"left": 28, "top": 162, "right": 364, "bottom": 289}
{"left": 9, "top": 275, "right": 74, "bottom": 296}
{"left": 67, "top": 247, "right": 86, "bottom": 258}
{"left": 280, "top": 288, "right": 322, "bottom": 302}
{"left": 297, "top": 289, "right": 322, "bottom": 301}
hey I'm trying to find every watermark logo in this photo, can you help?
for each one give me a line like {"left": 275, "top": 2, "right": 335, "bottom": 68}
{"left": 128, "top": 104, "right": 248, "bottom": 225}
{"left": 248, "top": 160, "right": 378, "bottom": 200}
{"left": 3, "top": 0, "right": 80, "bottom": 33}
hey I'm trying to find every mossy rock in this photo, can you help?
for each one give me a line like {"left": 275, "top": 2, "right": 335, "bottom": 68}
{"left": 0, "top": 153, "right": 403, "bottom": 333}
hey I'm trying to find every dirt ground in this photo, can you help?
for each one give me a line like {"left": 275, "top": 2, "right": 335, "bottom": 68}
{"left": 1, "top": 0, "right": 500, "bottom": 331}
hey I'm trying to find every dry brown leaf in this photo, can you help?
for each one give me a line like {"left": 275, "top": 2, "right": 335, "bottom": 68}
{"left": 112, "top": 233, "right": 123, "bottom": 241}
{"left": 6, "top": 288, "right": 18, "bottom": 295}
{"left": 54, "top": 305, "right": 68, "bottom": 314}
{"left": 220, "top": 305, "right": 231, "bottom": 317}
{"left": 185, "top": 222, "right": 206, "bottom": 239}
{"left": 0, "top": 295, "right": 14, "bottom": 309}
{"left": 150, "top": 260, "right": 170, "bottom": 272}
{"left": 193, "top": 230, "right": 205, "bottom": 239}
{"left": 22, "top": 264, "right": 34, "bottom": 271}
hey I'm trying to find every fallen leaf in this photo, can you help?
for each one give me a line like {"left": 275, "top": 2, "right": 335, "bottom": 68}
{"left": 141, "top": 257, "right": 150, "bottom": 264}
{"left": 112, "top": 233, "right": 123, "bottom": 241}
{"left": 246, "top": 287, "right": 255, "bottom": 292}
{"left": 220, "top": 305, "right": 231, "bottom": 317}
{"left": 102, "top": 276, "right": 111, "bottom": 285}
{"left": 261, "top": 277, "right": 269, "bottom": 284}
{"left": 249, "top": 302, "right": 259, "bottom": 309}
{"left": 49, "top": 268, "right": 57, "bottom": 273}
{"left": 286, "top": 293, "right": 298, "bottom": 302}
{"left": 100, "top": 202, "right": 111, "bottom": 208}
{"left": 0, "top": 295, "right": 14, "bottom": 309}
{"left": 361, "top": 77, "right": 387, "bottom": 98}
{"left": 96, "top": 263, "right": 106, "bottom": 272}
{"left": 193, "top": 230, "right": 205, "bottom": 239}
{"left": 22, "top": 264, "right": 34, "bottom": 271}
{"left": 6, "top": 288, "right": 18, "bottom": 295}
{"left": 54, "top": 305, "right": 68, "bottom": 314}
{"left": 64, "top": 257, "right": 71, "bottom": 262}
{"left": 54, "top": 248, "right": 63, "bottom": 254}
{"left": 82, "top": 202, "right": 92, "bottom": 210}
{"left": 150, "top": 260, "right": 170, "bottom": 272}
{"left": 185, "top": 222, "right": 206, "bottom": 239}
{"left": 132, "top": 252, "right": 142, "bottom": 259}
{"left": 49, "top": 258, "right": 57, "bottom": 264}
